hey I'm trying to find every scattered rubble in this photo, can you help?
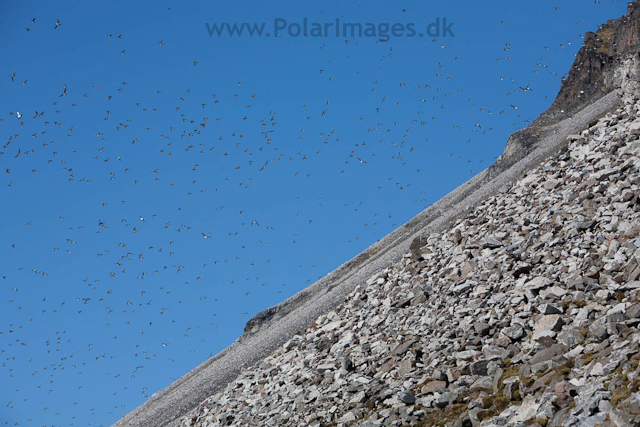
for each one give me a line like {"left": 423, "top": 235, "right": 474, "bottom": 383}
{"left": 181, "top": 95, "right": 640, "bottom": 426}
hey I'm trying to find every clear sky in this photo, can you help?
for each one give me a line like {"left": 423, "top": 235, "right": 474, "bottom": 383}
{"left": 0, "top": 0, "right": 630, "bottom": 426}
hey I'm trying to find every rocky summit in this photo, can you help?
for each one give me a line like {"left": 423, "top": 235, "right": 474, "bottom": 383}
{"left": 179, "top": 94, "right": 640, "bottom": 426}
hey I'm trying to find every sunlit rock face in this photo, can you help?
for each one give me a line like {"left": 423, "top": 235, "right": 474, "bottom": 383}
{"left": 502, "top": 2, "right": 640, "bottom": 163}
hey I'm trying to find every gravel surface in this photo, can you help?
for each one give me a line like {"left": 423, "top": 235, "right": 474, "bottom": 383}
{"left": 111, "top": 90, "right": 621, "bottom": 427}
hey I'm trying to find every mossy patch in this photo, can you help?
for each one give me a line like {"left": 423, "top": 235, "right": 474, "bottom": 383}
{"left": 494, "top": 396, "right": 510, "bottom": 412}
{"left": 595, "top": 25, "right": 619, "bottom": 55}
{"left": 364, "top": 398, "right": 376, "bottom": 412}
{"left": 482, "top": 395, "right": 495, "bottom": 408}
{"left": 521, "top": 375, "right": 534, "bottom": 388}
{"left": 498, "top": 364, "right": 521, "bottom": 389}
{"left": 581, "top": 351, "right": 597, "bottom": 365}
{"left": 612, "top": 379, "right": 640, "bottom": 408}
{"left": 542, "top": 358, "right": 574, "bottom": 384}
{"left": 418, "top": 403, "right": 469, "bottom": 427}
{"left": 477, "top": 409, "right": 498, "bottom": 421}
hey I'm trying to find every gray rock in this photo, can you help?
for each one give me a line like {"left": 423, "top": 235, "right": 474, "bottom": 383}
{"left": 435, "top": 392, "right": 456, "bottom": 409}
{"left": 524, "top": 276, "right": 553, "bottom": 290}
{"left": 452, "top": 283, "right": 472, "bottom": 295}
{"left": 474, "top": 322, "right": 490, "bottom": 336}
{"left": 422, "top": 380, "right": 447, "bottom": 394}
{"left": 470, "top": 376, "right": 494, "bottom": 390}
{"left": 538, "top": 303, "right": 563, "bottom": 314}
{"left": 530, "top": 344, "right": 568, "bottom": 364}
{"left": 341, "top": 357, "right": 355, "bottom": 372}
{"left": 483, "top": 237, "right": 503, "bottom": 248}
{"left": 626, "top": 303, "right": 640, "bottom": 319}
{"left": 399, "top": 392, "right": 416, "bottom": 405}
{"left": 455, "top": 350, "right": 480, "bottom": 360}
{"left": 470, "top": 359, "right": 491, "bottom": 376}
{"left": 533, "top": 315, "right": 564, "bottom": 340}
{"left": 350, "top": 391, "right": 367, "bottom": 404}
{"left": 589, "top": 320, "right": 609, "bottom": 342}
{"left": 503, "top": 323, "right": 526, "bottom": 341}
{"left": 338, "top": 411, "right": 357, "bottom": 423}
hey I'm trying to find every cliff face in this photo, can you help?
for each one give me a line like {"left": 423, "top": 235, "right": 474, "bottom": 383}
{"left": 501, "top": 1, "right": 640, "bottom": 161}
{"left": 550, "top": 1, "right": 640, "bottom": 117}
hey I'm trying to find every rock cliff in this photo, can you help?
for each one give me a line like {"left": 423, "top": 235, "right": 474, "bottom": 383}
{"left": 501, "top": 1, "right": 640, "bottom": 163}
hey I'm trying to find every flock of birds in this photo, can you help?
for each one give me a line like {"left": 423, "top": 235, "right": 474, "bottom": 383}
{"left": 0, "top": 2, "right": 625, "bottom": 426}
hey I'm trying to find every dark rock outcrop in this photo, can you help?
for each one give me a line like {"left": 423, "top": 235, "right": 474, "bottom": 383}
{"left": 501, "top": 1, "right": 640, "bottom": 162}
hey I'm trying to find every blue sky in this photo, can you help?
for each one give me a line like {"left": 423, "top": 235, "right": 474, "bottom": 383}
{"left": 0, "top": 1, "right": 629, "bottom": 426}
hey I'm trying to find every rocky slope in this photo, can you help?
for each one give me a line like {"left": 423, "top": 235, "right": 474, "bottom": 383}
{"left": 181, "top": 96, "right": 640, "bottom": 427}
{"left": 111, "top": 88, "right": 621, "bottom": 427}
{"left": 112, "top": 4, "right": 640, "bottom": 427}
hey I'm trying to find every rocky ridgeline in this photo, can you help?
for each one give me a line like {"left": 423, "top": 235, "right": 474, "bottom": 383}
{"left": 179, "top": 95, "right": 640, "bottom": 427}
{"left": 500, "top": 1, "right": 640, "bottom": 166}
